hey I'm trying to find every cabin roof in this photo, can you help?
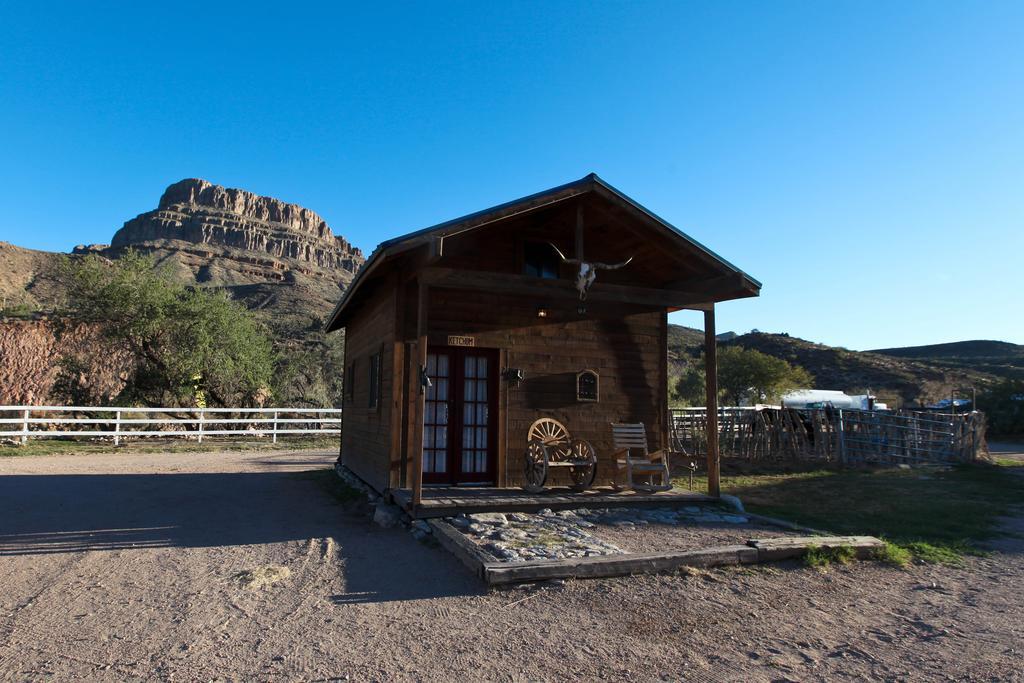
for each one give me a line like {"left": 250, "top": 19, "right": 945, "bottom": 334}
{"left": 326, "top": 173, "right": 760, "bottom": 331}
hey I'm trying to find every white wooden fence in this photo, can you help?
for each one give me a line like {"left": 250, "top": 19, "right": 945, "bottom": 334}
{"left": 0, "top": 406, "right": 342, "bottom": 445}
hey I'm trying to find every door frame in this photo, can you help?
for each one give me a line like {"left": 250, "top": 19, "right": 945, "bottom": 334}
{"left": 422, "top": 345, "right": 500, "bottom": 486}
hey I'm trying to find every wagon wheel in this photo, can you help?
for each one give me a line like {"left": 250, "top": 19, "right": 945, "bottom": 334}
{"left": 523, "top": 440, "right": 549, "bottom": 493}
{"left": 567, "top": 439, "right": 597, "bottom": 491}
{"left": 528, "top": 418, "right": 570, "bottom": 449}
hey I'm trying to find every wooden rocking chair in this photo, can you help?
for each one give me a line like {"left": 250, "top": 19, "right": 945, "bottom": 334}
{"left": 611, "top": 422, "right": 672, "bottom": 492}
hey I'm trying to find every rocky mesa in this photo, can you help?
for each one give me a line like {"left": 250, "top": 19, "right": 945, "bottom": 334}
{"left": 107, "top": 178, "right": 363, "bottom": 273}
{"left": 1, "top": 179, "right": 367, "bottom": 406}
{"left": 76, "top": 178, "right": 366, "bottom": 332}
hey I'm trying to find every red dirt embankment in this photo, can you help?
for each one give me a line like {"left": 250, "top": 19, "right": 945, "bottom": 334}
{"left": 0, "top": 318, "right": 131, "bottom": 405}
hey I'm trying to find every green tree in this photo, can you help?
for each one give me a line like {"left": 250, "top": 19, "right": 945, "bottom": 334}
{"left": 60, "top": 250, "right": 274, "bottom": 407}
{"left": 671, "top": 362, "right": 706, "bottom": 407}
{"left": 978, "top": 379, "right": 1024, "bottom": 436}
{"left": 272, "top": 331, "right": 346, "bottom": 407}
{"left": 715, "top": 346, "right": 813, "bottom": 406}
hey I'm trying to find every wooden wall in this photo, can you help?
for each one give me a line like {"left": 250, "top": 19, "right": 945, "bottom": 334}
{"left": 340, "top": 279, "right": 397, "bottom": 492}
{"left": 426, "top": 287, "right": 667, "bottom": 487}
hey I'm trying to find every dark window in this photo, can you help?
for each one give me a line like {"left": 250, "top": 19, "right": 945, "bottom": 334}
{"left": 577, "top": 369, "right": 599, "bottom": 402}
{"left": 346, "top": 361, "right": 356, "bottom": 400}
{"left": 524, "top": 242, "right": 560, "bottom": 279}
{"left": 368, "top": 351, "right": 381, "bottom": 409}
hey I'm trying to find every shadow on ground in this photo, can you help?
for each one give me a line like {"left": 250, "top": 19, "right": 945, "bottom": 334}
{"left": 0, "top": 465, "right": 484, "bottom": 603}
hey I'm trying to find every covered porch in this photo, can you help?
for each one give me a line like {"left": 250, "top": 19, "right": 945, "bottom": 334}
{"left": 391, "top": 485, "right": 717, "bottom": 519}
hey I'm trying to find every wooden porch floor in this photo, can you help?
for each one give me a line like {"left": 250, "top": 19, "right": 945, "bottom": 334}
{"left": 389, "top": 486, "right": 717, "bottom": 519}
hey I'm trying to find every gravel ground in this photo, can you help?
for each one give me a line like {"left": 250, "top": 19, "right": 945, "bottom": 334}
{"left": 1, "top": 449, "right": 1022, "bottom": 681}
{"left": 452, "top": 507, "right": 801, "bottom": 560}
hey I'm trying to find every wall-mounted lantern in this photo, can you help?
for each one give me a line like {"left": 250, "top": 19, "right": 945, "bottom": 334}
{"left": 502, "top": 367, "right": 525, "bottom": 387}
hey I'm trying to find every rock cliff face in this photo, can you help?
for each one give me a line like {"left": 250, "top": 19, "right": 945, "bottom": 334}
{"left": 110, "top": 178, "right": 363, "bottom": 273}
{"left": 83, "top": 178, "right": 368, "bottom": 334}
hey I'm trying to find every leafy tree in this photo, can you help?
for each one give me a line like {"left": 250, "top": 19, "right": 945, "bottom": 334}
{"left": 716, "top": 346, "right": 813, "bottom": 406}
{"left": 672, "top": 347, "right": 813, "bottom": 407}
{"left": 59, "top": 250, "right": 274, "bottom": 407}
{"left": 977, "top": 379, "right": 1024, "bottom": 436}
{"left": 272, "top": 331, "right": 346, "bottom": 407}
{"left": 671, "top": 362, "right": 706, "bottom": 407}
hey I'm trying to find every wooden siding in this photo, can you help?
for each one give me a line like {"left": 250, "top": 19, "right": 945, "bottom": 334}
{"left": 425, "top": 288, "right": 667, "bottom": 488}
{"left": 340, "top": 278, "right": 397, "bottom": 492}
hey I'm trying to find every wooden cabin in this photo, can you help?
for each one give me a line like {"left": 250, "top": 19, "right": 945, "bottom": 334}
{"left": 325, "top": 174, "right": 760, "bottom": 505}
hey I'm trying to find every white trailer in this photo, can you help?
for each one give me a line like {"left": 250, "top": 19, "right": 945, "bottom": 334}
{"left": 782, "top": 389, "right": 887, "bottom": 411}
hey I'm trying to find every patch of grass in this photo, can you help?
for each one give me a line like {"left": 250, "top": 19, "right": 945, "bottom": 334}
{"left": 994, "top": 458, "right": 1024, "bottom": 468}
{"left": 901, "top": 541, "right": 977, "bottom": 566}
{"left": 234, "top": 564, "right": 291, "bottom": 590}
{"left": 873, "top": 542, "right": 912, "bottom": 568}
{"left": 0, "top": 435, "right": 337, "bottom": 458}
{"left": 675, "top": 459, "right": 1024, "bottom": 564}
{"left": 1, "top": 303, "right": 37, "bottom": 318}
{"left": 804, "top": 544, "right": 857, "bottom": 569}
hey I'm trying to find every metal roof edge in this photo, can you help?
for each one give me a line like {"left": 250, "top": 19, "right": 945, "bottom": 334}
{"left": 588, "top": 175, "right": 762, "bottom": 290}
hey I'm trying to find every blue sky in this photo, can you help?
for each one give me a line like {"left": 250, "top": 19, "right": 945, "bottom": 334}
{"left": 1, "top": 2, "right": 1021, "bottom": 349}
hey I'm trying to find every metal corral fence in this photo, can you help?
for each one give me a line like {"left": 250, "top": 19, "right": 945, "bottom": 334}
{"left": 0, "top": 406, "right": 342, "bottom": 445}
{"left": 670, "top": 406, "right": 986, "bottom": 465}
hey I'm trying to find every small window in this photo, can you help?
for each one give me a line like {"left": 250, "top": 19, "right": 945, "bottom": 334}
{"left": 346, "top": 361, "right": 356, "bottom": 401}
{"left": 524, "top": 242, "right": 560, "bottom": 279}
{"left": 577, "top": 369, "right": 599, "bottom": 402}
{"left": 368, "top": 351, "right": 381, "bottom": 409}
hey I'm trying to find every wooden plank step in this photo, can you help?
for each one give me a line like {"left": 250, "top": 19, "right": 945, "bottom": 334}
{"left": 747, "top": 535, "right": 885, "bottom": 562}
{"left": 483, "top": 545, "right": 759, "bottom": 585}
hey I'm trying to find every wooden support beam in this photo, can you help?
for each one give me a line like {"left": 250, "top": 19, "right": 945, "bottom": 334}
{"left": 391, "top": 281, "right": 406, "bottom": 489}
{"left": 704, "top": 306, "right": 720, "bottom": 498}
{"left": 664, "top": 272, "right": 758, "bottom": 298}
{"left": 390, "top": 339, "right": 405, "bottom": 488}
{"left": 575, "top": 202, "right": 584, "bottom": 259}
{"left": 419, "top": 267, "right": 738, "bottom": 308}
{"left": 660, "top": 311, "right": 670, "bottom": 454}
{"left": 411, "top": 281, "right": 429, "bottom": 507}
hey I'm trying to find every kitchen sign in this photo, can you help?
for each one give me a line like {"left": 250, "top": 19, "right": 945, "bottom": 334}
{"left": 447, "top": 335, "right": 476, "bottom": 347}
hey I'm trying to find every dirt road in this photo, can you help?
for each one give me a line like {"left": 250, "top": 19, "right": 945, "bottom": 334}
{"left": 1, "top": 450, "right": 1022, "bottom": 681}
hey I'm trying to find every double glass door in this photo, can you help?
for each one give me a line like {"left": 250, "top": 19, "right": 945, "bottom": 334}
{"left": 422, "top": 346, "right": 498, "bottom": 485}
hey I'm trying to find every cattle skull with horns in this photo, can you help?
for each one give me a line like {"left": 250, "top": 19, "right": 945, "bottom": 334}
{"left": 548, "top": 242, "right": 633, "bottom": 302}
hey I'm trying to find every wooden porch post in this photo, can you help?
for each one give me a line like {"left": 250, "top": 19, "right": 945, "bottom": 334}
{"left": 411, "top": 280, "right": 429, "bottom": 507}
{"left": 660, "top": 311, "right": 670, "bottom": 453}
{"left": 704, "top": 306, "right": 720, "bottom": 497}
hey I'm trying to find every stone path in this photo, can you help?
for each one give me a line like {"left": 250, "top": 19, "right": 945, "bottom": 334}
{"left": 450, "top": 505, "right": 762, "bottom": 562}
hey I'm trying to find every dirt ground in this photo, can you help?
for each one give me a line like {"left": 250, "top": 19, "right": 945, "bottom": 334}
{"left": 1, "top": 449, "right": 1022, "bottom": 682}
{"left": 590, "top": 517, "right": 795, "bottom": 554}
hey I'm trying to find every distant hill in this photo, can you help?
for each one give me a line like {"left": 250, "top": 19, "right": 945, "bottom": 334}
{"left": 870, "top": 340, "right": 1024, "bottom": 383}
{"left": 871, "top": 340, "right": 1023, "bottom": 359}
{"left": 668, "top": 327, "right": 1017, "bottom": 407}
